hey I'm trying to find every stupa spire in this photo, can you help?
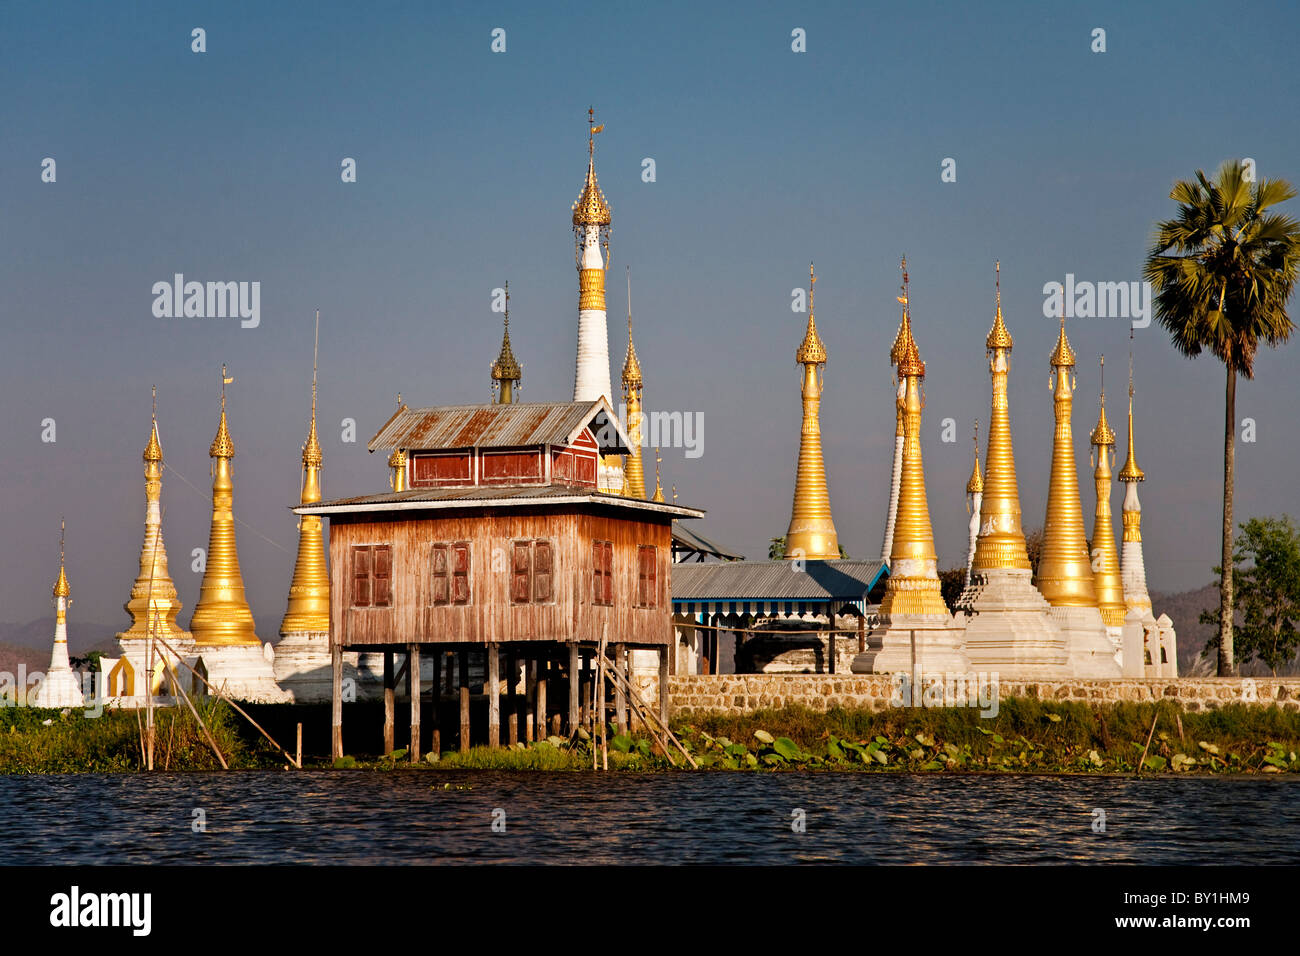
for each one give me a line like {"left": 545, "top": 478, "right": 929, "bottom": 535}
{"left": 651, "top": 448, "right": 665, "bottom": 503}
{"left": 189, "top": 366, "right": 261, "bottom": 646}
{"left": 119, "top": 387, "right": 188, "bottom": 643}
{"left": 1119, "top": 342, "right": 1153, "bottom": 619}
{"left": 282, "top": 312, "right": 331, "bottom": 636}
{"left": 880, "top": 263, "right": 909, "bottom": 562}
{"left": 1089, "top": 356, "right": 1126, "bottom": 628}
{"left": 964, "top": 419, "right": 983, "bottom": 588}
{"left": 33, "top": 519, "right": 84, "bottom": 708}
{"left": 1035, "top": 308, "right": 1100, "bottom": 608}
{"left": 491, "top": 282, "right": 522, "bottom": 404}
{"left": 879, "top": 266, "right": 948, "bottom": 617}
{"left": 621, "top": 268, "right": 647, "bottom": 498}
{"left": 970, "top": 261, "right": 1032, "bottom": 572}
{"left": 571, "top": 108, "right": 620, "bottom": 492}
{"left": 784, "top": 262, "right": 839, "bottom": 560}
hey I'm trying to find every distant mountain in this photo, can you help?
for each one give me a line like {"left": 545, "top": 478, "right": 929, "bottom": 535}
{"left": 0, "top": 641, "right": 47, "bottom": 676}
{"left": 0, "top": 619, "right": 121, "bottom": 655}
{"left": 1152, "top": 583, "right": 1300, "bottom": 677}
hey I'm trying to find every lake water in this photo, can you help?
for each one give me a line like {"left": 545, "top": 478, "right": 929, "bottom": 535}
{"left": 3, "top": 772, "right": 1297, "bottom": 865}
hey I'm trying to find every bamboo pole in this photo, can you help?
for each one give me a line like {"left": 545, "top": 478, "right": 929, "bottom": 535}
{"left": 152, "top": 634, "right": 296, "bottom": 768}
{"left": 598, "top": 649, "right": 697, "bottom": 769}
{"left": 1136, "top": 710, "right": 1159, "bottom": 776}
{"left": 161, "top": 661, "right": 228, "bottom": 770}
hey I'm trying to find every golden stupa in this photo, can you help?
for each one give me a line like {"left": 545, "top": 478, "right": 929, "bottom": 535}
{"left": 281, "top": 323, "right": 331, "bottom": 637}
{"left": 969, "top": 263, "right": 1033, "bottom": 573}
{"left": 1089, "top": 357, "right": 1127, "bottom": 628}
{"left": 1035, "top": 315, "right": 1100, "bottom": 608}
{"left": 119, "top": 388, "right": 191, "bottom": 644}
{"left": 879, "top": 262, "right": 948, "bottom": 618}
{"left": 189, "top": 367, "right": 261, "bottom": 647}
{"left": 621, "top": 270, "right": 647, "bottom": 499}
{"left": 784, "top": 263, "right": 839, "bottom": 560}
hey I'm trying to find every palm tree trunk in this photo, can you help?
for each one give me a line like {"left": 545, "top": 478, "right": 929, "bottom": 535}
{"left": 1218, "top": 364, "right": 1236, "bottom": 676}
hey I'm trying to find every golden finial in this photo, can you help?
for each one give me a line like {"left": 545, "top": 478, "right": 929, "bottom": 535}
{"left": 622, "top": 267, "right": 642, "bottom": 388}
{"left": 966, "top": 419, "right": 983, "bottom": 494}
{"left": 53, "top": 518, "right": 70, "bottom": 598}
{"left": 572, "top": 107, "right": 611, "bottom": 227}
{"left": 1048, "top": 306, "right": 1076, "bottom": 368}
{"left": 652, "top": 448, "right": 665, "bottom": 502}
{"left": 986, "top": 260, "right": 1014, "bottom": 352}
{"left": 491, "top": 282, "right": 523, "bottom": 401}
{"left": 796, "top": 262, "right": 827, "bottom": 365}
{"left": 144, "top": 385, "right": 163, "bottom": 463}
{"left": 303, "top": 311, "right": 323, "bottom": 467}
{"left": 890, "top": 256, "right": 912, "bottom": 367}
{"left": 1119, "top": 335, "right": 1145, "bottom": 482}
{"left": 672, "top": 484, "right": 677, "bottom": 504}
{"left": 1090, "top": 355, "right": 1116, "bottom": 447}
{"left": 210, "top": 365, "right": 235, "bottom": 459}
{"left": 892, "top": 259, "right": 925, "bottom": 379}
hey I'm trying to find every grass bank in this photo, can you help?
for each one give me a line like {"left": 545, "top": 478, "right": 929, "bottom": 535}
{"left": 0, "top": 701, "right": 264, "bottom": 773}
{"left": 5, "top": 697, "right": 1299, "bottom": 773}
{"left": 342, "top": 698, "right": 1300, "bottom": 774}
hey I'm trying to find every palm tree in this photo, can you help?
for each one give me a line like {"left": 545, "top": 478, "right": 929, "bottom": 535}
{"left": 1145, "top": 160, "right": 1300, "bottom": 675}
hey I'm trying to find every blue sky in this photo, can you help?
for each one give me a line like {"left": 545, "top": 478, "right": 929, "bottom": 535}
{"left": 2, "top": 0, "right": 1298, "bottom": 630}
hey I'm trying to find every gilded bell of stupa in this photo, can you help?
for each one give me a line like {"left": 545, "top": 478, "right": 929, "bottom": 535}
{"left": 281, "top": 334, "right": 331, "bottom": 637}
{"left": 970, "top": 264, "right": 1032, "bottom": 573}
{"left": 189, "top": 368, "right": 261, "bottom": 647}
{"left": 1088, "top": 358, "right": 1127, "bottom": 628}
{"left": 784, "top": 263, "right": 839, "bottom": 560}
{"left": 879, "top": 267, "right": 948, "bottom": 618}
{"left": 491, "top": 282, "right": 522, "bottom": 405}
{"left": 119, "top": 388, "right": 189, "bottom": 643}
{"left": 621, "top": 271, "right": 647, "bottom": 499}
{"left": 1034, "top": 316, "right": 1100, "bottom": 608}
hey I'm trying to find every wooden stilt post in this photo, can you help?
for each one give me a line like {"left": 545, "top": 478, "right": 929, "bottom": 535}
{"left": 858, "top": 613, "right": 866, "bottom": 654}
{"left": 331, "top": 642, "right": 343, "bottom": 761}
{"left": 382, "top": 649, "right": 395, "bottom": 755}
{"left": 488, "top": 643, "right": 500, "bottom": 748}
{"left": 536, "top": 657, "right": 547, "bottom": 743}
{"left": 408, "top": 644, "right": 421, "bottom": 763}
{"left": 507, "top": 651, "right": 519, "bottom": 745}
{"left": 658, "top": 644, "right": 670, "bottom": 726}
{"left": 459, "top": 649, "right": 470, "bottom": 753}
{"left": 828, "top": 623, "right": 836, "bottom": 675}
{"left": 614, "top": 643, "right": 628, "bottom": 735}
{"left": 431, "top": 651, "right": 442, "bottom": 758}
{"left": 568, "top": 644, "right": 580, "bottom": 735}
{"left": 524, "top": 654, "right": 536, "bottom": 744}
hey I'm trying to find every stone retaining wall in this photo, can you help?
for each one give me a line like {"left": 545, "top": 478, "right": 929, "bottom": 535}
{"left": 669, "top": 674, "right": 1300, "bottom": 715}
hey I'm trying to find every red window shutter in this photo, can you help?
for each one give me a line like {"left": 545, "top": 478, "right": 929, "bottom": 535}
{"left": 512, "top": 541, "right": 532, "bottom": 604}
{"left": 533, "top": 540, "right": 553, "bottom": 603}
{"left": 453, "top": 542, "right": 471, "bottom": 605}
{"left": 431, "top": 544, "right": 449, "bottom": 606}
{"left": 353, "top": 546, "right": 372, "bottom": 607}
{"left": 372, "top": 546, "right": 392, "bottom": 607}
{"left": 604, "top": 542, "right": 614, "bottom": 605}
{"left": 638, "top": 545, "right": 657, "bottom": 608}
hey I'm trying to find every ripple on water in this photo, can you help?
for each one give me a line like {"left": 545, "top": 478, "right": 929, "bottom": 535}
{"left": 0, "top": 771, "right": 1296, "bottom": 865}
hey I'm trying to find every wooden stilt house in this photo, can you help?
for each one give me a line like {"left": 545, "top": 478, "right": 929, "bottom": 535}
{"left": 295, "top": 399, "right": 703, "bottom": 760}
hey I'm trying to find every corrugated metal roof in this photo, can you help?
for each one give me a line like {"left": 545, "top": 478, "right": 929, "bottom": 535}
{"left": 296, "top": 484, "right": 705, "bottom": 519}
{"left": 367, "top": 399, "right": 630, "bottom": 454}
{"left": 670, "top": 559, "right": 886, "bottom": 602}
{"left": 671, "top": 521, "right": 744, "bottom": 561}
